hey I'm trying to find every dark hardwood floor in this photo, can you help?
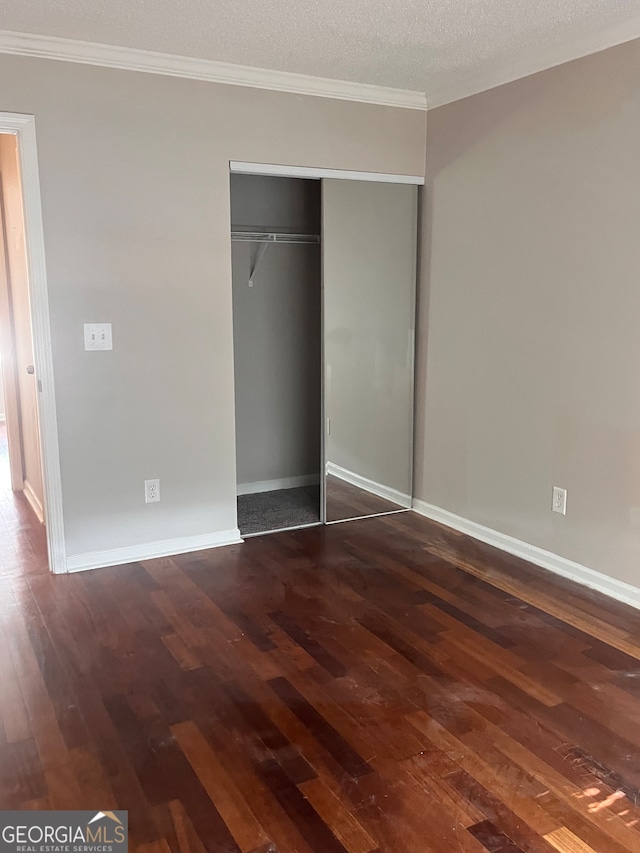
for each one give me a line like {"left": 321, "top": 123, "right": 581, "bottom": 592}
{"left": 1, "top": 469, "right": 640, "bottom": 851}
{"left": 325, "top": 475, "right": 406, "bottom": 521}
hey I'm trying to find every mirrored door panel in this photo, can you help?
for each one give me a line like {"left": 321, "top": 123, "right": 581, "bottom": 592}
{"left": 322, "top": 179, "right": 417, "bottom": 522}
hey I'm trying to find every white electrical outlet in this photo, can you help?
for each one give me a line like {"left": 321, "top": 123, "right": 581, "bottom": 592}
{"left": 552, "top": 486, "right": 567, "bottom": 515}
{"left": 145, "top": 478, "right": 160, "bottom": 503}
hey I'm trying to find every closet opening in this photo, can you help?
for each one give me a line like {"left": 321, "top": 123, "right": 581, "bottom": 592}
{"left": 230, "top": 173, "right": 322, "bottom": 537}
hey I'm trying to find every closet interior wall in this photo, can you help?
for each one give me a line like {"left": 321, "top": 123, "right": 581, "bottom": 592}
{"left": 230, "top": 174, "right": 322, "bottom": 536}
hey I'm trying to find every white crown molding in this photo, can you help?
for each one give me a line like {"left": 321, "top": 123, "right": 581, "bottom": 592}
{"left": 66, "top": 528, "right": 243, "bottom": 573}
{"left": 0, "top": 30, "right": 427, "bottom": 111}
{"left": 431, "top": 15, "right": 640, "bottom": 107}
{"left": 3, "top": 20, "right": 640, "bottom": 113}
{"left": 413, "top": 499, "right": 640, "bottom": 612}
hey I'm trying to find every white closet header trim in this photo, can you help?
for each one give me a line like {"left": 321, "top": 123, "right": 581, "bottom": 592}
{"left": 229, "top": 161, "right": 425, "bottom": 185}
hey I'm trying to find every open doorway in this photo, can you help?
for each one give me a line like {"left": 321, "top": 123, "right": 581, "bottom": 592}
{"left": 230, "top": 173, "right": 323, "bottom": 537}
{"left": 0, "top": 132, "right": 47, "bottom": 573}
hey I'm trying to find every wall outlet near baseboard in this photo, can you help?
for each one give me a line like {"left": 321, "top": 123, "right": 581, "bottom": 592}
{"left": 552, "top": 486, "right": 567, "bottom": 515}
{"left": 145, "top": 478, "right": 160, "bottom": 503}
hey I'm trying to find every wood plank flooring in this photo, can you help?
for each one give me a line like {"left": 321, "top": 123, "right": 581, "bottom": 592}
{"left": 1, "top": 502, "right": 640, "bottom": 852}
{"left": 325, "top": 475, "right": 405, "bottom": 521}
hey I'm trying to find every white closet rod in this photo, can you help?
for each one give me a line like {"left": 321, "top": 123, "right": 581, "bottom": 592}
{"left": 231, "top": 231, "right": 320, "bottom": 245}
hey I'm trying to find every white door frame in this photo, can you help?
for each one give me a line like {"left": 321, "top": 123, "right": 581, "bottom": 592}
{"left": 0, "top": 112, "right": 66, "bottom": 574}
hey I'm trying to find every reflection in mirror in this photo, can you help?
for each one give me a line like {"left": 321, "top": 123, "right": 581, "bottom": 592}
{"left": 322, "top": 179, "right": 417, "bottom": 522}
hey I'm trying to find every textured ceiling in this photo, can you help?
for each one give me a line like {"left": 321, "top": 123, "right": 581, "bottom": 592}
{"left": 2, "top": 1, "right": 640, "bottom": 105}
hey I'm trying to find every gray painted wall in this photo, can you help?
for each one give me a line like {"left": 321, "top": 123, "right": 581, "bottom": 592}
{"left": 0, "top": 53, "right": 426, "bottom": 559}
{"left": 230, "top": 174, "right": 321, "bottom": 235}
{"left": 231, "top": 176, "right": 321, "bottom": 489}
{"left": 415, "top": 37, "right": 640, "bottom": 587}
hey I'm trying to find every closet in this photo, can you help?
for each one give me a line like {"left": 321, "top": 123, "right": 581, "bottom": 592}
{"left": 230, "top": 168, "right": 417, "bottom": 538}
{"left": 231, "top": 175, "right": 322, "bottom": 535}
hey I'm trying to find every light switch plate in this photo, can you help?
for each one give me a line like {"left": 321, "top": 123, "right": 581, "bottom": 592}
{"left": 84, "top": 323, "right": 113, "bottom": 351}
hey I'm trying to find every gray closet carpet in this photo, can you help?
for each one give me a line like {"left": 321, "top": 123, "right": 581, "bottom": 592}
{"left": 237, "top": 486, "right": 320, "bottom": 536}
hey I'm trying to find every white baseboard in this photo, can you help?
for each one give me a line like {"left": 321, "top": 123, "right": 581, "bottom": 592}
{"left": 23, "top": 479, "right": 44, "bottom": 524}
{"left": 327, "top": 462, "right": 411, "bottom": 508}
{"left": 412, "top": 499, "right": 640, "bottom": 611}
{"left": 66, "top": 528, "right": 243, "bottom": 573}
{"left": 237, "top": 474, "right": 319, "bottom": 496}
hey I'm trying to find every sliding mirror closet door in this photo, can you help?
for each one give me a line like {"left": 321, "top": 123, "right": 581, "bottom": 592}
{"left": 323, "top": 179, "right": 417, "bottom": 522}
